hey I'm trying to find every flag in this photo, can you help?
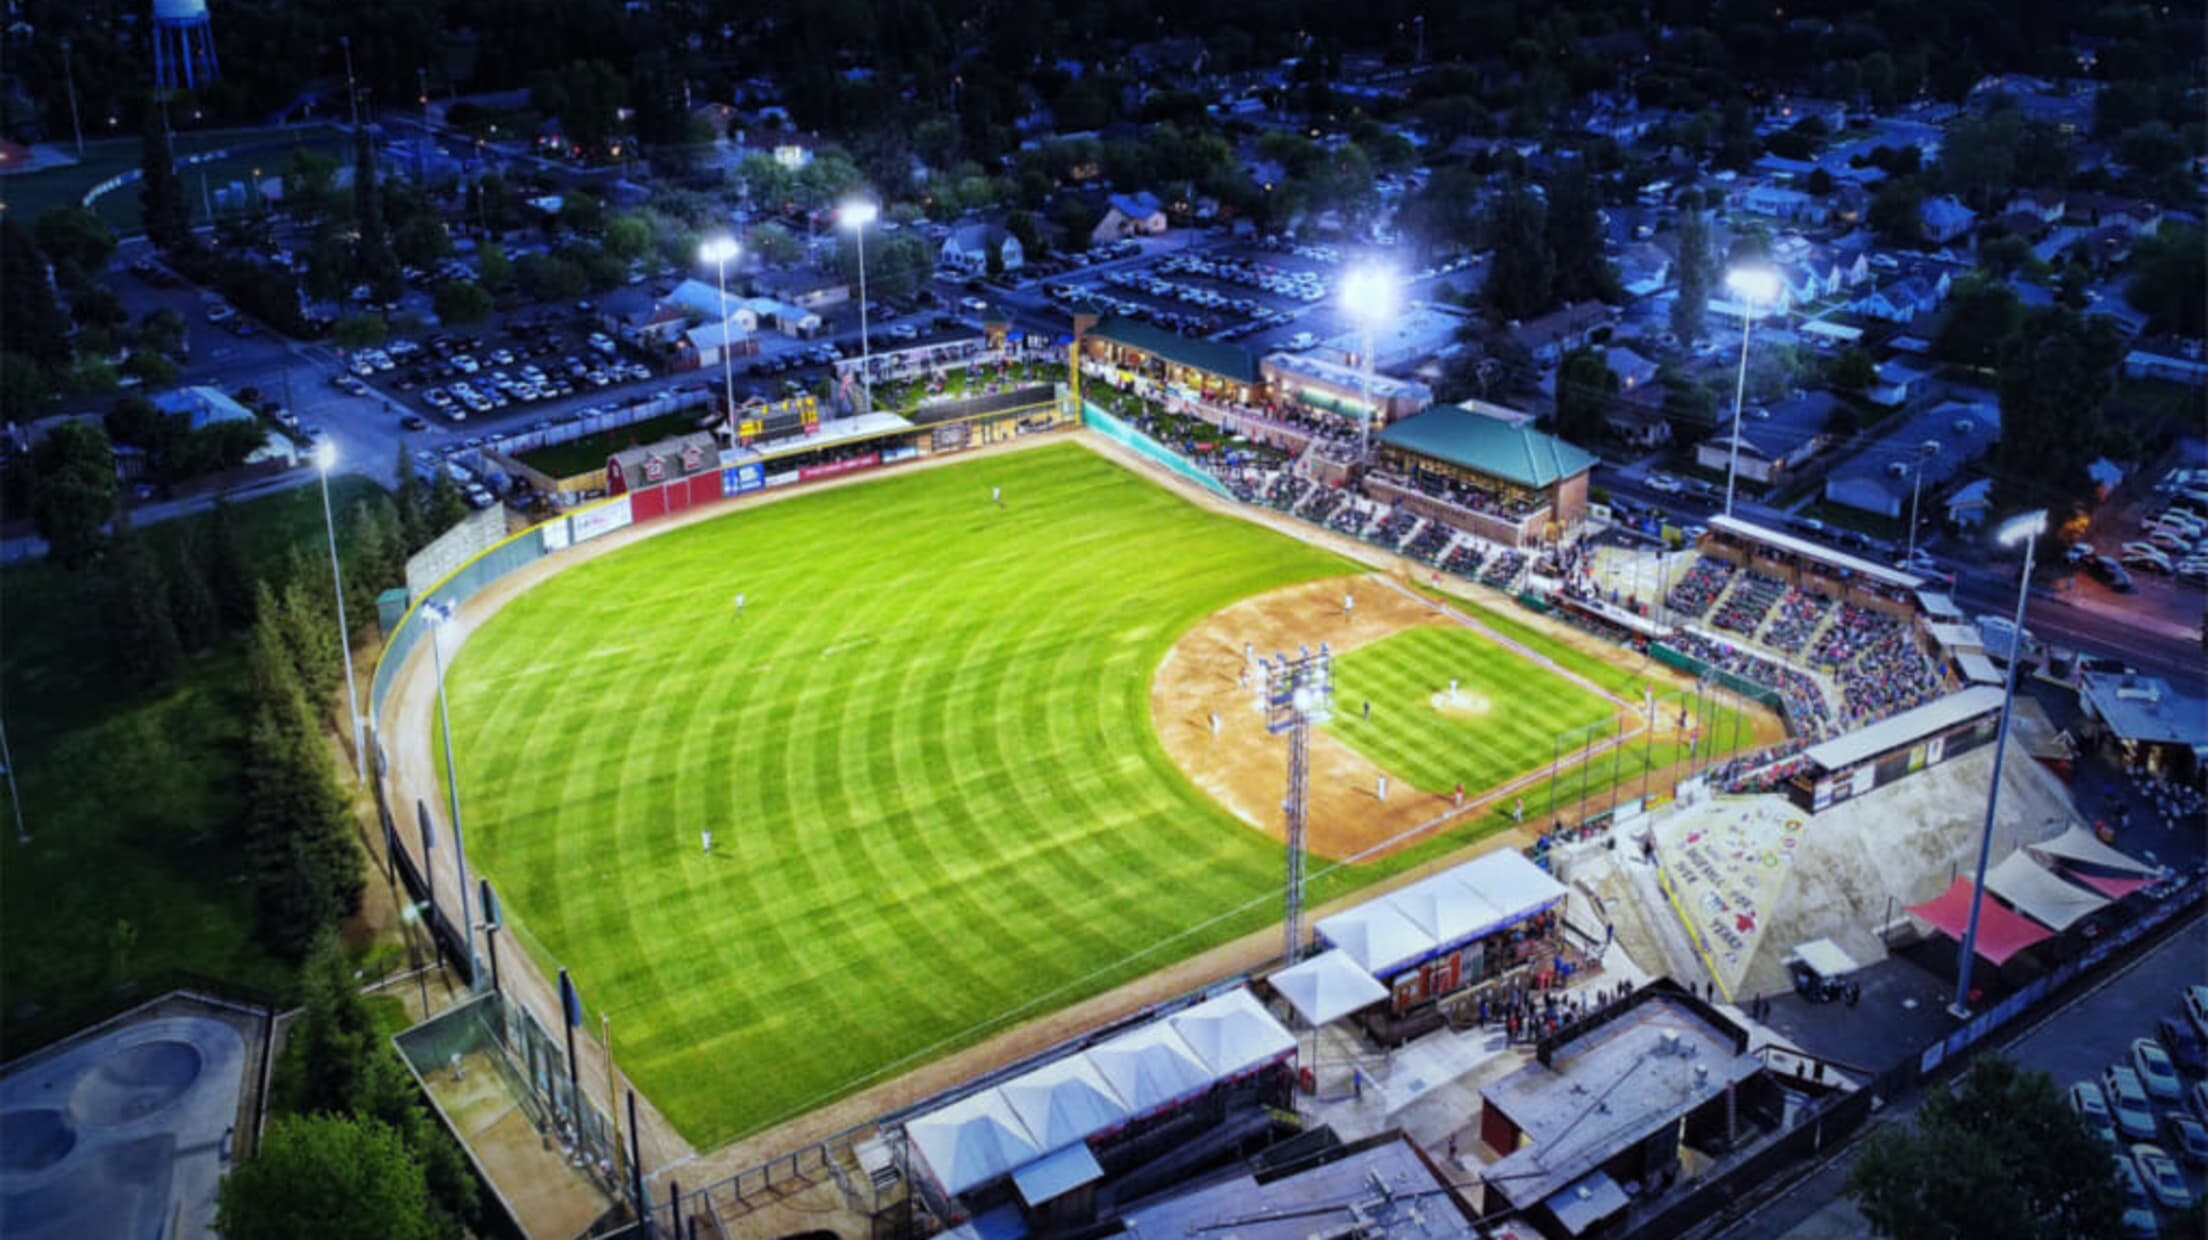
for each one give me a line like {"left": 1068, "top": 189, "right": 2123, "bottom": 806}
{"left": 416, "top": 799, "right": 434, "bottom": 851}
{"left": 478, "top": 879, "right": 499, "bottom": 927}
{"left": 560, "top": 968, "right": 582, "bottom": 1027}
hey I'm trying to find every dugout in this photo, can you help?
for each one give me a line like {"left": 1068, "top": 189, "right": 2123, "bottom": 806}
{"left": 1790, "top": 686, "right": 2006, "bottom": 813}
{"left": 1313, "top": 850, "right": 1569, "bottom": 1031}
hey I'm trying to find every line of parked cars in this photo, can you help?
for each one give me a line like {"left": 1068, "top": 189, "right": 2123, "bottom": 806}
{"left": 2069, "top": 985, "right": 2208, "bottom": 1236}
{"left": 2114, "top": 488, "right": 2208, "bottom": 585}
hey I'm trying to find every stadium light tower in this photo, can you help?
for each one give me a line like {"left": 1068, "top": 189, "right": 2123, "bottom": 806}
{"left": 1262, "top": 644, "right": 1334, "bottom": 963}
{"left": 314, "top": 440, "right": 365, "bottom": 781}
{"left": 839, "top": 198, "right": 880, "bottom": 415}
{"left": 1721, "top": 264, "right": 1782, "bottom": 518}
{"left": 1339, "top": 266, "right": 1399, "bottom": 462}
{"left": 698, "top": 236, "right": 741, "bottom": 441}
{"left": 1950, "top": 508, "right": 2046, "bottom": 1019}
{"left": 421, "top": 598, "right": 483, "bottom": 988}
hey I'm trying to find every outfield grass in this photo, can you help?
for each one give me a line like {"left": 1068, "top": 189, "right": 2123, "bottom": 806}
{"left": 0, "top": 477, "right": 384, "bottom": 1040}
{"left": 443, "top": 443, "right": 1360, "bottom": 1145}
{"left": 0, "top": 124, "right": 344, "bottom": 232}
{"left": 1326, "top": 626, "right": 1619, "bottom": 795}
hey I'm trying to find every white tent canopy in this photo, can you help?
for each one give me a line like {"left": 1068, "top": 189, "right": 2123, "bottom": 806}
{"left": 1085, "top": 1022, "right": 1214, "bottom": 1116}
{"left": 1000, "top": 1054, "right": 1130, "bottom": 1151}
{"left": 1389, "top": 872, "right": 1508, "bottom": 947}
{"left": 1315, "top": 900, "right": 1436, "bottom": 976}
{"left": 1456, "top": 848, "right": 1569, "bottom": 935}
{"left": 1789, "top": 938, "right": 1858, "bottom": 979}
{"left": 1270, "top": 949, "right": 1388, "bottom": 1027}
{"left": 1167, "top": 987, "right": 1297, "bottom": 1079}
{"left": 2028, "top": 824, "right": 2160, "bottom": 876}
{"left": 1985, "top": 851, "right": 2110, "bottom": 932}
{"left": 908, "top": 1087, "right": 1042, "bottom": 1196}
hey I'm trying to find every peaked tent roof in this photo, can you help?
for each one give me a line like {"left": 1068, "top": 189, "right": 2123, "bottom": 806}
{"left": 908, "top": 1087, "right": 1042, "bottom": 1196}
{"left": 999, "top": 1054, "right": 1130, "bottom": 1151}
{"left": 1906, "top": 877, "right": 2054, "bottom": 965}
{"left": 1314, "top": 899, "right": 1436, "bottom": 976}
{"left": 1084, "top": 1023, "right": 1213, "bottom": 1116}
{"left": 1984, "top": 851, "right": 2110, "bottom": 931}
{"left": 2026, "top": 824, "right": 2159, "bottom": 876}
{"left": 2069, "top": 871, "right": 2156, "bottom": 901}
{"left": 1166, "top": 988, "right": 1297, "bottom": 1079}
{"left": 1456, "top": 848, "right": 1570, "bottom": 932}
{"left": 1270, "top": 949, "right": 1388, "bottom": 1027}
{"left": 1376, "top": 404, "right": 1598, "bottom": 489}
{"left": 1387, "top": 872, "right": 1509, "bottom": 947}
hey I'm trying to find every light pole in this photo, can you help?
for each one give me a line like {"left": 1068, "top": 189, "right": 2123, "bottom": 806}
{"left": 839, "top": 199, "right": 880, "bottom": 414}
{"left": 1261, "top": 644, "right": 1334, "bottom": 963}
{"left": 1949, "top": 509, "right": 2047, "bottom": 1019}
{"left": 314, "top": 441, "right": 366, "bottom": 780}
{"left": 0, "top": 713, "right": 25, "bottom": 844}
{"left": 1340, "top": 266, "right": 1399, "bottom": 463}
{"left": 1905, "top": 452, "right": 1929, "bottom": 570}
{"left": 421, "top": 599, "right": 482, "bottom": 987}
{"left": 698, "top": 237, "right": 741, "bottom": 440}
{"left": 1721, "top": 265, "right": 1780, "bottom": 519}
{"left": 61, "top": 38, "right": 84, "bottom": 156}
{"left": 340, "top": 35, "right": 359, "bottom": 130}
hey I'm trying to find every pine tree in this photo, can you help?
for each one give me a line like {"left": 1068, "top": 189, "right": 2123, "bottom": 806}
{"left": 167, "top": 523, "right": 222, "bottom": 652}
{"left": 139, "top": 109, "right": 194, "bottom": 256}
{"left": 279, "top": 565, "right": 340, "bottom": 712}
{"left": 207, "top": 497, "right": 258, "bottom": 629}
{"left": 1545, "top": 163, "right": 1618, "bottom": 304}
{"left": 1482, "top": 181, "right": 1554, "bottom": 322}
{"left": 104, "top": 505, "right": 181, "bottom": 687}
{"left": 353, "top": 127, "right": 400, "bottom": 301}
{"left": 392, "top": 447, "right": 429, "bottom": 553}
{"left": 0, "top": 216, "right": 71, "bottom": 366}
{"left": 349, "top": 498, "right": 401, "bottom": 606}
{"left": 241, "top": 612, "right": 363, "bottom": 957}
{"left": 289, "top": 928, "right": 377, "bottom": 1115}
{"left": 424, "top": 471, "right": 467, "bottom": 536}
{"left": 1670, "top": 204, "right": 1713, "bottom": 345}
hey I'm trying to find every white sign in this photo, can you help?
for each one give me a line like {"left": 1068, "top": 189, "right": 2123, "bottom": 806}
{"left": 765, "top": 469, "right": 801, "bottom": 489}
{"left": 571, "top": 496, "right": 634, "bottom": 542}
{"left": 540, "top": 518, "right": 572, "bottom": 552}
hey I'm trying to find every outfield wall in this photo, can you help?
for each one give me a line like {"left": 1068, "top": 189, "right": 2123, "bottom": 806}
{"left": 1080, "top": 401, "right": 1238, "bottom": 501}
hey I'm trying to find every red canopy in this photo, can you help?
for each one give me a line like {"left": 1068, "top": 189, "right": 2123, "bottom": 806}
{"left": 1906, "top": 877, "right": 2055, "bottom": 965}
{"left": 2068, "top": 871, "right": 2156, "bottom": 901}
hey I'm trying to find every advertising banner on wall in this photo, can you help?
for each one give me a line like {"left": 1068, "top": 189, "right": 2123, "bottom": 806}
{"left": 721, "top": 462, "right": 766, "bottom": 496}
{"left": 540, "top": 518, "right": 572, "bottom": 552}
{"left": 571, "top": 496, "right": 634, "bottom": 543}
{"left": 799, "top": 453, "right": 880, "bottom": 482}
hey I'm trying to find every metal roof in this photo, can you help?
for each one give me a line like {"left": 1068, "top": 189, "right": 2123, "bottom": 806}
{"left": 2078, "top": 673, "right": 2208, "bottom": 747}
{"left": 1376, "top": 405, "right": 1598, "bottom": 488}
{"left": 1707, "top": 515, "right": 1924, "bottom": 590}
{"left": 1802, "top": 686, "right": 2006, "bottom": 772}
{"left": 1087, "top": 316, "right": 1260, "bottom": 384}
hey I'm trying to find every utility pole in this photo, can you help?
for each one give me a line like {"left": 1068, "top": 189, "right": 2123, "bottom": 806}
{"left": 341, "top": 36, "right": 360, "bottom": 129}
{"left": 0, "top": 713, "right": 27, "bottom": 844}
{"left": 61, "top": 38, "right": 85, "bottom": 155}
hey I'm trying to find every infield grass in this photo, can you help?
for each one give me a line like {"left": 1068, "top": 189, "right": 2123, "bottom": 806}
{"left": 444, "top": 443, "right": 1359, "bottom": 1145}
{"left": 1325, "top": 626, "right": 1621, "bottom": 795}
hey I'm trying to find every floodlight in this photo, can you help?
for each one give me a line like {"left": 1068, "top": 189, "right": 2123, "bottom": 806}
{"left": 1997, "top": 509, "right": 2049, "bottom": 547}
{"left": 697, "top": 236, "right": 739, "bottom": 265}
{"left": 313, "top": 439, "right": 336, "bottom": 471}
{"left": 1726, "top": 265, "right": 1782, "bottom": 306}
{"left": 838, "top": 199, "right": 879, "bottom": 229}
{"left": 1339, "top": 266, "right": 1400, "bottom": 324}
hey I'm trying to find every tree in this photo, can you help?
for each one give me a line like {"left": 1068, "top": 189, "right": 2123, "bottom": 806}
{"left": 1483, "top": 181, "right": 1554, "bottom": 321}
{"left": 352, "top": 128, "right": 400, "bottom": 302}
{"left": 425, "top": 470, "right": 467, "bottom": 535}
{"left": 278, "top": 571, "right": 341, "bottom": 709}
{"left": 1718, "top": 96, "right": 1760, "bottom": 170}
{"left": 1660, "top": 366, "right": 1720, "bottom": 431}
{"left": 242, "top": 598, "right": 363, "bottom": 954}
{"left": 1848, "top": 1055, "right": 2120, "bottom": 1240}
{"left": 1545, "top": 163, "right": 1617, "bottom": 304}
{"left": 432, "top": 280, "right": 493, "bottom": 326}
{"left": 333, "top": 314, "right": 388, "bottom": 351}
{"left": 167, "top": 523, "right": 222, "bottom": 653}
{"left": 1869, "top": 177, "right": 1928, "bottom": 245}
{"left": 1004, "top": 210, "right": 1044, "bottom": 260}
{"left": 1829, "top": 346, "right": 1878, "bottom": 391}
{"left": 603, "top": 213, "right": 652, "bottom": 262}
{"left": 1806, "top": 166, "right": 1835, "bottom": 196}
{"left": 140, "top": 112, "right": 194, "bottom": 256}
{"left": 559, "top": 191, "right": 605, "bottom": 236}
{"left": 29, "top": 420, "right": 116, "bottom": 569}
{"left": 392, "top": 447, "right": 429, "bottom": 553}
{"left": 2116, "top": 122, "right": 2187, "bottom": 191}
{"left": 2125, "top": 226, "right": 2206, "bottom": 338}
{"left": 104, "top": 505, "right": 181, "bottom": 687}
{"left": 288, "top": 928, "right": 378, "bottom": 1115}
{"left": 474, "top": 241, "right": 512, "bottom": 287}
{"left": 1978, "top": 233, "right": 2033, "bottom": 278}
{"left": 749, "top": 223, "right": 801, "bottom": 266}
{"left": 2, "top": 217, "right": 70, "bottom": 367}
{"left": 346, "top": 499, "right": 402, "bottom": 620}
{"left": 1670, "top": 205, "right": 1714, "bottom": 344}
{"left": 215, "top": 1113, "right": 438, "bottom": 1240}
{"left": 1935, "top": 275, "right": 2023, "bottom": 366}
{"left": 34, "top": 205, "right": 117, "bottom": 278}
{"left": 1555, "top": 346, "right": 1617, "bottom": 445}
{"left": 206, "top": 497, "right": 258, "bottom": 629}
{"left": 393, "top": 215, "right": 452, "bottom": 269}
{"left": 1993, "top": 307, "right": 2122, "bottom": 513}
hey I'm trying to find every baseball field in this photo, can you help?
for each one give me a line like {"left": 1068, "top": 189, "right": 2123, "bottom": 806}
{"left": 437, "top": 442, "right": 1680, "bottom": 1146}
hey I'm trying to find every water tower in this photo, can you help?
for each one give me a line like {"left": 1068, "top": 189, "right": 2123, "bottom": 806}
{"left": 151, "top": 0, "right": 220, "bottom": 93}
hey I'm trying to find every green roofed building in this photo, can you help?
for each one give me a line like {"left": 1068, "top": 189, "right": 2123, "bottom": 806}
{"left": 1081, "top": 315, "right": 1262, "bottom": 404}
{"left": 1372, "top": 400, "right": 1599, "bottom": 546}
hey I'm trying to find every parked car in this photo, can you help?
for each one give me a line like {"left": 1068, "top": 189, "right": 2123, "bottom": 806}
{"left": 2113, "top": 1155, "right": 2159, "bottom": 1238}
{"left": 2071, "top": 1080, "right": 2119, "bottom": 1145}
{"left": 2106, "top": 1065, "right": 2158, "bottom": 1139}
{"left": 2162, "top": 1112, "right": 2208, "bottom": 1166}
{"left": 2158, "top": 1017, "right": 2206, "bottom": 1076}
{"left": 2185, "top": 986, "right": 2208, "bottom": 1039}
{"left": 399, "top": 413, "right": 428, "bottom": 431}
{"left": 2134, "top": 1039, "right": 2184, "bottom": 1101}
{"left": 2131, "top": 1144, "right": 2191, "bottom": 1209}
{"left": 2093, "top": 556, "right": 2137, "bottom": 592}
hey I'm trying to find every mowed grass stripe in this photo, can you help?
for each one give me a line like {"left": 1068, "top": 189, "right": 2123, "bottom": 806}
{"left": 1327, "top": 626, "right": 1619, "bottom": 794}
{"left": 445, "top": 444, "right": 1350, "bottom": 1144}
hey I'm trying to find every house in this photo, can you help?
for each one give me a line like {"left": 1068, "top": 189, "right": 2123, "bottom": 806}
{"left": 1823, "top": 400, "right": 2000, "bottom": 519}
{"left": 1604, "top": 404, "right": 1673, "bottom": 448}
{"left": 1853, "top": 274, "right": 1949, "bottom": 324}
{"left": 1865, "top": 359, "right": 1931, "bottom": 408}
{"left": 2124, "top": 338, "right": 2208, "bottom": 387}
{"left": 599, "top": 285, "right": 685, "bottom": 344}
{"left": 750, "top": 265, "right": 851, "bottom": 309}
{"left": 1605, "top": 346, "right": 1660, "bottom": 392}
{"left": 663, "top": 278, "right": 756, "bottom": 330}
{"left": 1693, "top": 390, "right": 1842, "bottom": 485}
{"left": 2004, "top": 189, "right": 2066, "bottom": 225}
{"left": 1510, "top": 301, "right": 1614, "bottom": 365}
{"left": 2064, "top": 192, "right": 2161, "bottom": 236}
{"left": 1090, "top": 192, "right": 1167, "bottom": 244}
{"left": 1778, "top": 260, "right": 1834, "bottom": 306}
{"left": 1740, "top": 184, "right": 1825, "bottom": 224}
{"left": 150, "top": 386, "right": 259, "bottom": 431}
{"left": 1617, "top": 241, "right": 1672, "bottom": 297}
{"left": 1919, "top": 195, "right": 1978, "bottom": 245}
{"left": 1769, "top": 95, "right": 1850, "bottom": 131}
{"left": 604, "top": 431, "right": 721, "bottom": 496}
{"left": 1945, "top": 477, "right": 1994, "bottom": 529}
{"left": 678, "top": 319, "right": 758, "bottom": 370}
{"left": 939, "top": 223, "right": 1023, "bottom": 275}
{"left": 740, "top": 296, "right": 822, "bottom": 337}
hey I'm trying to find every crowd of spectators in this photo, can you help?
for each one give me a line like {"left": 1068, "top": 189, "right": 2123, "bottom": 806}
{"left": 1446, "top": 542, "right": 1489, "bottom": 578}
{"left": 1373, "top": 467, "right": 1544, "bottom": 522}
{"left": 1373, "top": 505, "right": 1421, "bottom": 548}
{"left": 1672, "top": 630, "right": 1834, "bottom": 737}
{"left": 1263, "top": 473, "right": 1308, "bottom": 513}
{"left": 1838, "top": 627, "right": 1943, "bottom": 729}
{"left": 1406, "top": 519, "right": 1455, "bottom": 565}
{"left": 1809, "top": 603, "right": 1900, "bottom": 670}
{"left": 1713, "top": 570, "right": 1785, "bottom": 636}
{"left": 1667, "top": 558, "right": 1734, "bottom": 618}
{"left": 1483, "top": 548, "right": 1527, "bottom": 589}
{"left": 1761, "top": 588, "right": 1832, "bottom": 656}
{"left": 1711, "top": 740, "right": 1812, "bottom": 794}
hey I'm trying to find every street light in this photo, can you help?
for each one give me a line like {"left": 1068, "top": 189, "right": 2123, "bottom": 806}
{"left": 697, "top": 236, "right": 741, "bottom": 440}
{"left": 314, "top": 440, "right": 365, "bottom": 781}
{"left": 421, "top": 599, "right": 482, "bottom": 988}
{"left": 1949, "top": 508, "right": 2048, "bottom": 1019}
{"left": 839, "top": 198, "right": 880, "bottom": 415}
{"left": 1720, "top": 265, "right": 1781, "bottom": 518}
{"left": 1339, "top": 265, "right": 1399, "bottom": 462}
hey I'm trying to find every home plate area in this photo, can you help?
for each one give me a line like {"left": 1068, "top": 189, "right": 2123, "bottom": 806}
{"left": 1654, "top": 796, "right": 1806, "bottom": 996}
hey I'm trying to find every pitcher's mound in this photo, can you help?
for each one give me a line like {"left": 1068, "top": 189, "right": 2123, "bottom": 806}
{"left": 1428, "top": 690, "right": 1494, "bottom": 720}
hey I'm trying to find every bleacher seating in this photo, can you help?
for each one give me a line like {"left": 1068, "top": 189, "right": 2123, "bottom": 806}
{"left": 1712, "top": 571, "right": 1785, "bottom": 636}
{"left": 1760, "top": 588, "right": 1831, "bottom": 655}
{"left": 1666, "top": 558, "right": 1734, "bottom": 618}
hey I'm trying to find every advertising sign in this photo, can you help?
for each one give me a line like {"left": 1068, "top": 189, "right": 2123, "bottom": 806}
{"left": 765, "top": 469, "right": 800, "bottom": 489}
{"left": 540, "top": 518, "right": 572, "bottom": 552}
{"left": 720, "top": 462, "right": 765, "bottom": 496}
{"left": 882, "top": 445, "right": 920, "bottom": 464}
{"left": 799, "top": 453, "right": 880, "bottom": 482}
{"left": 570, "top": 496, "right": 634, "bottom": 542}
